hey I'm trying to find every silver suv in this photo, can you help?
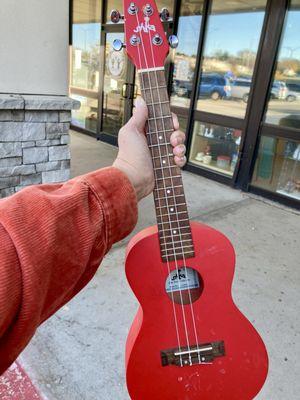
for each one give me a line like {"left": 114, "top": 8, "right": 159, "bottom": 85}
{"left": 230, "top": 79, "right": 288, "bottom": 103}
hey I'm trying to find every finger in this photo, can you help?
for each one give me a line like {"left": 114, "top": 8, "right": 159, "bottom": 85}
{"left": 173, "top": 144, "right": 186, "bottom": 157}
{"left": 172, "top": 113, "right": 180, "bottom": 130}
{"left": 174, "top": 155, "right": 186, "bottom": 168}
{"left": 130, "top": 98, "right": 148, "bottom": 132}
{"left": 170, "top": 130, "right": 186, "bottom": 146}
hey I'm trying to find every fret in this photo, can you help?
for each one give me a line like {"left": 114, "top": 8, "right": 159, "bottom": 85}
{"left": 146, "top": 100, "right": 170, "bottom": 106}
{"left": 159, "top": 232, "right": 191, "bottom": 239}
{"left": 141, "top": 85, "right": 167, "bottom": 91}
{"left": 149, "top": 142, "right": 171, "bottom": 148}
{"left": 155, "top": 195, "right": 185, "bottom": 202}
{"left": 148, "top": 129, "right": 173, "bottom": 136}
{"left": 161, "top": 244, "right": 193, "bottom": 252}
{"left": 148, "top": 116, "right": 173, "bottom": 122}
{"left": 159, "top": 238, "right": 193, "bottom": 245}
{"left": 155, "top": 175, "right": 182, "bottom": 181}
{"left": 157, "top": 220, "right": 190, "bottom": 227}
{"left": 161, "top": 248, "right": 195, "bottom": 255}
{"left": 154, "top": 184, "right": 183, "bottom": 192}
{"left": 155, "top": 202, "right": 186, "bottom": 209}
{"left": 153, "top": 165, "right": 178, "bottom": 171}
{"left": 157, "top": 211, "right": 187, "bottom": 218}
{"left": 152, "top": 154, "right": 174, "bottom": 160}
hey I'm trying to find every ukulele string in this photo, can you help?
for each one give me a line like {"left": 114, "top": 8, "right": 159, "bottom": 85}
{"left": 146, "top": 20, "right": 202, "bottom": 364}
{"left": 134, "top": 10, "right": 194, "bottom": 365}
{"left": 133, "top": 11, "right": 184, "bottom": 366}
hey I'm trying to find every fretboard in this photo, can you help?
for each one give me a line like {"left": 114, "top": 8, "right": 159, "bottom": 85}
{"left": 139, "top": 69, "right": 195, "bottom": 262}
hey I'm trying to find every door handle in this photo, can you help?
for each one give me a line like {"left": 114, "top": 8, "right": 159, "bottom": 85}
{"left": 128, "top": 83, "right": 138, "bottom": 99}
{"left": 122, "top": 83, "right": 129, "bottom": 98}
{"left": 133, "top": 84, "right": 138, "bottom": 99}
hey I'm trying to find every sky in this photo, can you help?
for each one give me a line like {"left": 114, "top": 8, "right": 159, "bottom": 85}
{"left": 73, "top": 10, "right": 300, "bottom": 61}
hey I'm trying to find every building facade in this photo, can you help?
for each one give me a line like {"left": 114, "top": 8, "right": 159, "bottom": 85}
{"left": 0, "top": 0, "right": 79, "bottom": 198}
{"left": 70, "top": 0, "right": 300, "bottom": 208}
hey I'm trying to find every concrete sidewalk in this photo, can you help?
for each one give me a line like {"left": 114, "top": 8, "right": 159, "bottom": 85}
{"left": 17, "top": 131, "right": 300, "bottom": 399}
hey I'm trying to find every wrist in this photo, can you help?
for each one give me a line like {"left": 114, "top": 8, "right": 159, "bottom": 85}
{"left": 113, "top": 158, "right": 150, "bottom": 201}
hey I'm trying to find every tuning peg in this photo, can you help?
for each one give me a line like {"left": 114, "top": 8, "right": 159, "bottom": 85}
{"left": 160, "top": 8, "right": 170, "bottom": 21}
{"left": 112, "top": 39, "right": 125, "bottom": 52}
{"left": 168, "top": 35, "right": 179, "bottom": 49}
{"left": 110, "top": 9, "right": 124, "bottom": 23}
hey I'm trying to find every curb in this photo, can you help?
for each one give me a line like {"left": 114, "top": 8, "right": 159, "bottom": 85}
{"left": 0, "top": 361, "right": 43, "bottom": 399}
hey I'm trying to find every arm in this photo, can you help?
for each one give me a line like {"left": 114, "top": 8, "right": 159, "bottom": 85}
{"left": 0, "top": 167, "right": 137, "bottom": 373}
{"left": 0, "top": 99, "right": 186, "bottom": 374}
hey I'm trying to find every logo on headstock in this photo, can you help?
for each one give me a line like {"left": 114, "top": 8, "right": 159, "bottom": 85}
{"left": 134, "top": 16, "right": 156, "bottom": 33}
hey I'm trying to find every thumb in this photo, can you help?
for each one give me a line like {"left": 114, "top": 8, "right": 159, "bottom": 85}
{"left": 130, "top": 97, "right": 148, "bottom": 132}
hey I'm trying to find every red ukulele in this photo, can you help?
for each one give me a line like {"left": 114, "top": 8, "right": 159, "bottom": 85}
{"left": 111, "top": 2, "right": 269, "bottom": 399}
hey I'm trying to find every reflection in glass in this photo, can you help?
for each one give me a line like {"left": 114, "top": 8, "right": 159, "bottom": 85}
{"left": 252, "top": 136, "right": 300, "bottom": 200}
{"left": 71, "top": 0, "right": 101, "bottom": 132}
{"left": 265, "top": 0, "right": 300, "bottom": 129}
{"left": 71, "top": 94, "right": 98, "bottom": 132}
{"left": 196, "top": 0, "right": 267, "bottom": 118}
{"left": 106, "top": 0, "right": 174, "bottom": 22}
{"left": 102, "top": 33, "right": 127, "bottom": 135}
{"left": 170, "top": 1, "right": 204, "bottom": 108}
{"left": 189, "top": 121, "right": 242, "bottom": 176}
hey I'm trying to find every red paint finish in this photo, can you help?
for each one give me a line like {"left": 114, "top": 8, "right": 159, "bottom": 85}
{"left": 0, "top": 362, "right": 42, "bottom": 400}
{"left": 123, "top": 0, "right": 169, "bottom": 70}
{"left": 125, "top": 222, "right": 268, "bottom": 399}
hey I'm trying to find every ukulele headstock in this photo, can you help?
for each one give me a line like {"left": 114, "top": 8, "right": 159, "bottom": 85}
{"left": 111, "top": 1, "right": 177, "bottom": 70}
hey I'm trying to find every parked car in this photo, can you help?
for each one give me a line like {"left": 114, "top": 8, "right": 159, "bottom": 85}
{"left": 271, "top": 81, "right": 288, "bottom": 99}
{"left": 198, "top": 73, "right": 231, "bottom": 100}
{"left": 285, "top": 82, "right": 300, "bottom": 102}
{"left": 172, "top": 80, "right": 193, "bottom": 98}
{"left": 230, "top": 79, "right": 252, "bottom": 103}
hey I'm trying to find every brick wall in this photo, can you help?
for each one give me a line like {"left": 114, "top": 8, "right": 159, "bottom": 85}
{"left": 0, "top": 94, "right": 80, "bottom": 198}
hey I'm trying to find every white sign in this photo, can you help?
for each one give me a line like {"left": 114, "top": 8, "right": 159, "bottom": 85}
{"left": 166, "top": 267, "right": 200, "bottom": 293}
{"left": 107, "top": 51, "right": 125, "bottom": 77}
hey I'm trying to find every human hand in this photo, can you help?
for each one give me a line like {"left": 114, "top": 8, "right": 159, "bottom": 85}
{"left": 113, "top": 98, "right": 186, "bottom": 201}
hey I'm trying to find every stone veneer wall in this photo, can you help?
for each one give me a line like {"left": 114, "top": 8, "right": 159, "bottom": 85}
{"left": 0, "top": 94, "right": 80, "bottom": 198}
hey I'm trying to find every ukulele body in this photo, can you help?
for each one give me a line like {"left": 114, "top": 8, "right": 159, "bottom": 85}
{"left": 125, "top": 221, "right": 268, "bottom": 400}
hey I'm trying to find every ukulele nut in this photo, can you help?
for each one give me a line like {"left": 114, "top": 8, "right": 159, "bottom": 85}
{"left": 152, "top": 34, "right": 163, "bottom": 46}
{"left": 128, "top": 2, "right": 138, "bottom": 15}
{"left": 143, "top": 4, "right": 153, "bottom": 16}
{"left": 130, "top": 35, "right": 141, "bottom": 47}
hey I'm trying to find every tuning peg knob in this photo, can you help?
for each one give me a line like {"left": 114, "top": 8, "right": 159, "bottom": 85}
{"left": 160, "top": 8, "right": 170, "bottom": 21}
{"left": 112, "top": 39, "right": 125, "bottom": 52}
{"left": 110, "top": 9, "right": 124, "bottom": 23}
{"left": 168, "top": 35, "right": 179, "bottom": 49}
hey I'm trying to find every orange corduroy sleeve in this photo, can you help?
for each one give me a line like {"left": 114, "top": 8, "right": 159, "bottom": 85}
{"left": 0, "top": 167, "right": 137, "bottom": 374}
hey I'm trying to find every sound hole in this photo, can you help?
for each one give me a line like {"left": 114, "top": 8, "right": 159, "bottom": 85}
{"left": 165, "top": 267, "right": 203, "bottom": 305}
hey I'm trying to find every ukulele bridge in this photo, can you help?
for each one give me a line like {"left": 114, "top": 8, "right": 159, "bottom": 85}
{"left": 161, "top": 341, "right": 225, "bottom": 367}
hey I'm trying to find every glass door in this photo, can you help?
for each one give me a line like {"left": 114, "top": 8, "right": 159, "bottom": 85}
{"left": 100, "top": 32, "right": 134, "bottom": 138}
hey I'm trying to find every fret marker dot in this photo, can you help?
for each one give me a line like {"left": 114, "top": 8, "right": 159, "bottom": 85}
{"left": 167, "top": 190, "right": 171, "bottom": 194}
{"left": 159, "top": 136, "right": 163, "bottom": 140}
{"left": 162, "top": 160, "right": 166, "bottom": 164}
{"left": 173, "top": 230, "right": 177, "bottom": 234}
{"left": 170, "top": 207, "right": 174, "bottom": 212}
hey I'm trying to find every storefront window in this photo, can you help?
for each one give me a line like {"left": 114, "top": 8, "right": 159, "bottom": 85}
{"left": 106, "top": 0, "right": 174, "bottom": 22}
{"left": 170, "top": 0, "right": 204, "bottom": 108}
{"left": 189, "top": 121, "right": 242, "bottom": 176}
{"left": 71, "top": 0, "right": 101, "bottom": 132}
{"left": 265, "top": 0, "right": 300, "bottom": 129}
{"left": 252, "top": 136, "right": 300, "bottom": 200}
{"left": 196, "top": 0, "right": 267, "bottom": 118}
{"left": 71, "top": 95, "right": 98, "bottom": 131}
{"left": 102, "top": 33, "right": 127, "bottom": 135}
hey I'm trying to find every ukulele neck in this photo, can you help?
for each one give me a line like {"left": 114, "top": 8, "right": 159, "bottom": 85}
{"left": 138, "top": 68, "right": 195, "bottom": 262}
